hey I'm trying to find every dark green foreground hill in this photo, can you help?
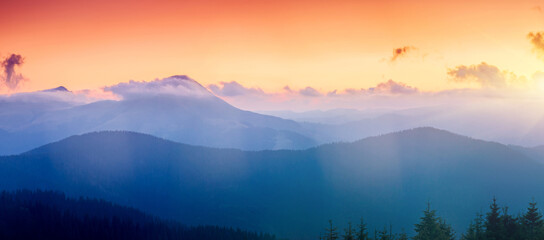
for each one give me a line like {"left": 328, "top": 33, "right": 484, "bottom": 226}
{"left": 0, "top": 189, "right": 275, "bottom": 240}
{"left": 1, "top": 127, "right": 544, "bottom": 239}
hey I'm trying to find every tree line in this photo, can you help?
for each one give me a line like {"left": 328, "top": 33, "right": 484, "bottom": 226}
{"left": 0, "top": 190, "right": 276, "bottom": 240}
{"left": 319, "top": 198, "right": 544, "bottom": 240}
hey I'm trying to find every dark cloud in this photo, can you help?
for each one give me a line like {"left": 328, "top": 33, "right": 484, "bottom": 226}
{"left": 528, "top": 32, "right": 544, "bottom": 59}
{"left": 1, "top": 54, "right": 25, "bottom": 89}
{"left": 208, "top": 81, "right": 264, "bottom": 97}
{"left": 390, "top": 46, "right": 416, "bottom": 62}
{"left": 299, "top": 87, "right": 322, "bottom": 97}
{"left": 447, "top": 62, "right": 524, "bottom": 88}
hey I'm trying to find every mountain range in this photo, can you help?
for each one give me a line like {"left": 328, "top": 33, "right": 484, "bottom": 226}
{"left": 2, "top": 75, "right": 544, "bottom": 156}
{"left": 1, "top": 127, "right": 543, "bottom": 239}
{"left": 0, "top": 76, "right": 320, "bottom": 155}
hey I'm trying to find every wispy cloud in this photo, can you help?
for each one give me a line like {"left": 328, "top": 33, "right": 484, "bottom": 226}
{"left": 528, "top": 32, "right": 544, "bottom": 59}
{"left": 390, "top": 46, "right": 417, "bottom": 62}
{"left": 447, "top": 62, "right": 525, "bottom": 88}
{"left": 299, "top": 87, "right": 322, "bottom": 97}
{"left": 1, "top": 71, "right": 541, "bottom": 113}
{"left": 208, "top": 81, "right": 264, "bottom": 97}
{"left": 371, "top": 80, "right": 419, "bottom": 94}
{"left": 1, "top": 54, "right": 26, "bottom": 90}
{"left": 104, "top": 75, "right": 212, "bottom": 99}
{"left": 329, "top": 80, "right": 418, "bottom": 96}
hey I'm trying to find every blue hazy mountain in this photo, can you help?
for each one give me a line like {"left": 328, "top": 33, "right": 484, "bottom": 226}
{"left": 0, "top": 76, "right": 317, "bottom": 155}
{"left": 2, "top": 76, "right": 544, "bottom": 156}
{"left": 1, "top": 127, "right": 543, "bottom": 239}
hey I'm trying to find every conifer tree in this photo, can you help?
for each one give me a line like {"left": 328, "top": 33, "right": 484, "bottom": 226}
{"left": 462, "top": 213, "right": 485, "bottom": 240}
{"left": 356, "top": 218, "right": 370, "bottom": 240}
{"left": 397, "top": 230, "right": 408, "bottom": 240}
{"left": 500, "top": 206, "right": 519, "bottom": 240}
{"left": 343, "top": 222, "right": 355, "bottom": 240}
{"left": 376, "top": 226, "right": 392, "bottom": 240}
{"left": 486, "top": 197, "right": 502, "bottom": 240}
{"left": 325, "top": 220, "right": 339, "bottom": 240}
{"left": 522, "top": 200, "right": 544, "bottom": 240}
{"left": 413, "top": 203, "right": 454, "bottom": 240}
{"left": 439, "top": 219, "right": 455, "bottom": 240}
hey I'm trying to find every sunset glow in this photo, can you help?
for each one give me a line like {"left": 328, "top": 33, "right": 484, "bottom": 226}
{"left": 2, "top": 0, "right": 543, "bottom": 95}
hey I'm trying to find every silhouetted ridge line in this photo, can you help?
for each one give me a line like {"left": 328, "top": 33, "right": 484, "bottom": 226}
{"left": 0, "top": 189, "right": 276, "bottom": 240}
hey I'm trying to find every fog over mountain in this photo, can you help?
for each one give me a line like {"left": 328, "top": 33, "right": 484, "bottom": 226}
{"left": 0, "top": 75, "right": 319, "bottom": 155}
{"left": 1, "top": 75, "right": 543, "bottom": 155}
{"left": 1, "top": 128, "right": 543, "bottom": 239}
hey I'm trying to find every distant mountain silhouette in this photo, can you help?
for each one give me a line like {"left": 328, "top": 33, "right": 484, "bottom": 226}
{"left": 0, "top": 189, "right": 276, "bottom": 240}
{"left": 2, "top": 76, "right": 544, "bottom": 156}
{"left": 0, "top": 75, "right": 317, "bottom": 155}
{"left": 1, "top": 127, "right": 543, "bottom": 239}
{"left": 42, "top": 86, "right": 70, "bottom": 92}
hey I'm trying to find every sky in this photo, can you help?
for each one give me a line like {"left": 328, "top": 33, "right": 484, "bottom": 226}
{"left": 1, "top": 0, "right": 544, "bottom": 110}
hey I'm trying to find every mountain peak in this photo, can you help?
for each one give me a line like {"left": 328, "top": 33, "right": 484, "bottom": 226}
{"left": 42, "top": 86, "right": 69, "bottom": 92}
{"left": 167, "top": 75, "right": 191, "bottom": 80}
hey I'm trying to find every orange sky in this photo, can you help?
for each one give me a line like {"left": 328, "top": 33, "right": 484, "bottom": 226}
{"left": 1, "top": 0, "right": 543, "bottom": 93}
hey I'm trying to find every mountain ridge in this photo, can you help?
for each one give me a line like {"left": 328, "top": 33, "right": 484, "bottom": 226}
{"left": 2, "top": 127, "right": 543, "bottom": 239}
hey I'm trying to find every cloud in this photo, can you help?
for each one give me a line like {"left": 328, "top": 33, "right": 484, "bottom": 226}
{"left": 1, "top": 54, "right": 26, "bottom": 90}
{"left": 299, "top": 87, "right": 322, "bottom": 97}
{"left": 370, "top": 80, "right": 419, "bottom": 94}
{"left": 329, "top": 80, "right": 419, "bottom": 96}
{"left": 0, "top": 87, "right": 105, "bottom": 106}
{"left": 105, "top": 75, "right": 212, "bottom": 99}
{"left": 528, "top": 32, "right": 544, "bottom": 59}
{"left": 533, "top": 6, "right": 542, "bottom": 13}
{"left": 208, "top": 81, "right": 264, "bottom": 97}
{"left": 390, "top": 46, "right": 416, "bottom": 62}
{"left": 283, "top": 85, "right": 294, "bottom": 93}
{"left": 447, "top": 62, "right": 525, "bottom": 88}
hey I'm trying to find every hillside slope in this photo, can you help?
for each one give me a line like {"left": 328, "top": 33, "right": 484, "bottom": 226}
{"left": 1, "top": 128, "right": 543, "bottom": 239}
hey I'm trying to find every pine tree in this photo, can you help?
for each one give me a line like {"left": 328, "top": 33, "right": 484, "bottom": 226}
{"left": 439, "top": 219, "right": 455, "bottom": 240}
{"left": 325, "top": 220, "right": 339, "bottom": 240}
{"left": 356, "top": 218, "right": 369, "bottom": 240}
{"left": 522, "top": 200, "right": 544, "bottom": 240}
{"left": 486, "top": 197, "right": 502, "bottom": 240}
{"left": 343, "top": 222, "right": 355, "bottom": 240}
{"left": 413, "top": 203, "right": 454, "bottom": 240}
{"left": 398, "top": 230, "right": 408, "bottom": 240}
{"left": 462, "top": 213, "right": 485, "bottom": 240}
{"left": 376, "top": 226, "right": 392, "bottom": 240}
{"left": 501, "top": 206, "right": 519, "bottom": 240}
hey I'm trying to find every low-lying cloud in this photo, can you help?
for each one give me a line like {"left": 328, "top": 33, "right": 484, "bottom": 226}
{"left": 447, "top": 62, "right": 525, "bottom": 88}
{"left": 329, "top": 80, "right": 419, "bottom": 96}
{"left": 1, "top": 72, "right": 541, "bottom": 113}
{"left": 299, "top": 87, "right": 322, "bottom": 97}
{"left": 208, "top": 79, "right": 429, "bottom": 111}
{"left": 208, "top": 81, "right": 264, "bottom": 97}
{"left": 105, "top": 75, "right": 212, "bottom": 99}
{"left": 371, "top": 80, "right": 419, "bottom": 94}
{"left": 1, "top": 54, "right": 25, "bottom": 90}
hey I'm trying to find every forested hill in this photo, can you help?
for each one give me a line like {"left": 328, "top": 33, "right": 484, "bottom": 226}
{"left": 1, "top": 128, "right": 544, "bottom": 239}
{"left": 0, "top": 189, "right": 276, "bottom": 240}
